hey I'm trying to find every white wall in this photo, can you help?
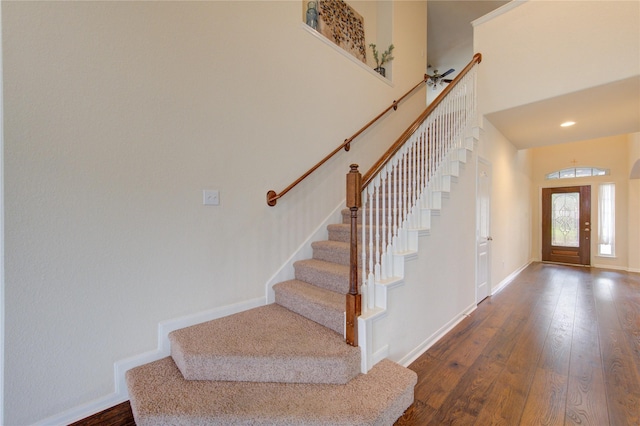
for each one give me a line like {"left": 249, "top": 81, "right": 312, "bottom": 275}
{"left": 629, "top": 133, "right": 640, "bottom": 272}
{"left": 2, "top": 1, "right": 427, "bottom": 423}
{"left": 376, "top": 147, "right": 478, "bottom": 364}
{"left": 474, "top": 0, "right": 640, "bottom": 115}
{"left": 0, "top": 3, "right": 5, "bottom": 423}
{"left": 477, "top": 120, "right": 533, "bottom": 291}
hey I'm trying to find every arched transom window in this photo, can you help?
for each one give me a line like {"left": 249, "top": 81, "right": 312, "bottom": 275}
{"left": 545, "top": 167, "right": 609, "bottom": 180}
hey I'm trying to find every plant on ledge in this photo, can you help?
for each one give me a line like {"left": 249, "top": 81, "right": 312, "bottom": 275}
{"left": 369, "top": 43, "right": 394, "bottom": 77}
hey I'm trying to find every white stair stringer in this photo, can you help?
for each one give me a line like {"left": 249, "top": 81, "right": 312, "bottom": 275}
{"left": 358, "top": 124, "right": 481, "bottom": 373}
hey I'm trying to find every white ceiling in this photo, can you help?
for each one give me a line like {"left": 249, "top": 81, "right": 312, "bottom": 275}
{"left": 427, "top": 1, "right": 640, "bottom": 150}
{"left": 485, "top": 76, "right": 640, "bottom": 149}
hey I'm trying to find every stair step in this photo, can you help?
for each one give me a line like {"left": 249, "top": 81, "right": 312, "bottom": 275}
{"left": 312, "top": 240, "right": 350, "bottom": 265}
{"left": 127, "top": 357, "right": 416, "bottom": 426}
{"left": 274, "top": 279, "right": 344, "bottom": 335}
{"left": 328, "top": 223, "right": 358, "bottom": 243}
{"left": 294, "top": 258, "right": 350, "bottom": 294}
{"left": 328, "top": 224, "right": 391, "bottom": 243}
{"left": 169, "top": 304, "right": 360, "bottom": 384}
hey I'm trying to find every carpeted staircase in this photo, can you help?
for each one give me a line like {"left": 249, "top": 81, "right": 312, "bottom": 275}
{"left": 126, "top": 208, "right": 417, "bottom": 425}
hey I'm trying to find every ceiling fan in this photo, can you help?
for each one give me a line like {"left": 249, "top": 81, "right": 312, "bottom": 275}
{"left": 426, "top": 67, "right": 455, "bottom": 90}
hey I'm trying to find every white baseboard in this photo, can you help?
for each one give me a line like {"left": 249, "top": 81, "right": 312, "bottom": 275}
{"left": 265, "top": 200, "right": 344, "bottom": 303}
{"left": 398, "top": 301, "right": 477, "bottom": 368}
{"left": 397, "top": 259, "right": 535, "bottom": 371}
{"left": 491, "top": 260, "right": 532, "bottom": 295}
{"left": 35, "top": 297, "right": 265, "bottom": 426}
{"left": 46, "top": 201, "right": 346, "bottom": 425}
{"left": 115, "top": 296, "right": 265, "bottom": 397}
{"left": 31, "top": 393, "right": 127, "bottom": 426}
{"left": 592, "top": 263, "right": 636, "bottom": 273}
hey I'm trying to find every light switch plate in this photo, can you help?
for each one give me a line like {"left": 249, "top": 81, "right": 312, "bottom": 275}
{"left": 203, "top": 190, "right": 220, "bottom": 206}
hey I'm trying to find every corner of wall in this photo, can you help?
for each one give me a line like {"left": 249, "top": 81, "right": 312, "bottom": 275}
{"left": 0, "top": 3, "right": 5, "bottom": 423}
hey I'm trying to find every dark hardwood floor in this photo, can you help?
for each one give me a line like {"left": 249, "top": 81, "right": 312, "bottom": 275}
{"left": 69, "top": 401, "right": 135, "bottom": 426}
{"left": 72, "top": 262, "right": 639, "bottom": 425}
{"left": 395, "top": 262, "right": 640, "bottom": 425}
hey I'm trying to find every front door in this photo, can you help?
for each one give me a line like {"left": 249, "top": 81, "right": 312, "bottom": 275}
{"left": 541, "top": 186, "right": 591, "bottom": 265}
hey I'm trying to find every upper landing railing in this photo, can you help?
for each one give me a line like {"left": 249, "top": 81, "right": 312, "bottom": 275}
{"left": 266, "top": 75, "right": 430, "bottom": 207}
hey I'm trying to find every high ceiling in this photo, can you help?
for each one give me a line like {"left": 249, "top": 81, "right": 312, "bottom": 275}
{"left": 427, "top": 1, "right": 507, "bottom": 70}
{"left": 427, "top": 1, "right": 640, "bottom": 149}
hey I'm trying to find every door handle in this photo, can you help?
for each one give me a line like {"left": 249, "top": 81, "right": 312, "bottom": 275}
{"left": 487, "top": 236, "right": 493, "bottom": 241}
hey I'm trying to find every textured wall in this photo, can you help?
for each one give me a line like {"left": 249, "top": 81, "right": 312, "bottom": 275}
{"left": 2, "top": 1, "right": 427, "bottom": 423}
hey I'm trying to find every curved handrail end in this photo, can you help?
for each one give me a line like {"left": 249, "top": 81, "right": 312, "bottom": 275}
{"left": 267, "top": 190, "right": 278, "bottom": 206}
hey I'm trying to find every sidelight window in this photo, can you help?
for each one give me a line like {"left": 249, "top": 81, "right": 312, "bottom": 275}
{"left": 598, "top": 183, "right": 615, "bottom": 256}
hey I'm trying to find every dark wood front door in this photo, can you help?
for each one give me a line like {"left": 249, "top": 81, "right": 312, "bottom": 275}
{"left": 542, "top": 186, "right": 591, "bottom": 265}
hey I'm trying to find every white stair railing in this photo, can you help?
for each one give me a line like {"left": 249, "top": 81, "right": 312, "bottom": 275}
{"left": 358, "top": 57, "right": 479, "bottom": 313}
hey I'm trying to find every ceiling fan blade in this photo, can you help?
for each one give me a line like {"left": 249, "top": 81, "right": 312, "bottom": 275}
{"left": 440, "top": 68, "right": 455, "bottom": 77}
{"left": 442, "top": 79, "right": 453, "bottom": 83}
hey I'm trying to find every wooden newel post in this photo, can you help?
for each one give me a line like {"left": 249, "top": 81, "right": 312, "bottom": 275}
{"left": 345, "top": 164, "right": 362, "bottom": 346}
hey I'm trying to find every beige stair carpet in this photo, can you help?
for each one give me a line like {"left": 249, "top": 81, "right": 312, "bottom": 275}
{"left": 170, "top": 304, "right": 360, "bottom": 384}
{"left": 126, "top": 356, "right": 417, "bottom": 426}
{"left": 274, "top": 279, "right": 344, "bottom": 334}
{"left": 128, "top": 200, "right": 418, "bottom": 425}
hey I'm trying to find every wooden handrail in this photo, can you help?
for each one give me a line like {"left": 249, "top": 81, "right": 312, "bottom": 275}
{"left": 361, "top": 53, "right": 482, "bottom": 189}
{"left": 266, "top": 74, "right": 429, "bottom": 206}
{"left": 345, "top": 53, "right": 482, "bottom": 348}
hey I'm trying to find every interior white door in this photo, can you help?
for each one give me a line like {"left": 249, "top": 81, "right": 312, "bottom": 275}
{"left": 476, "top": 158, "right": 491, "bottom": 303}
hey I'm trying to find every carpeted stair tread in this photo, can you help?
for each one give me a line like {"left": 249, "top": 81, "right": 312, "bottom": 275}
{"left": 126, "top": 356, "right": 417, "bottom": 426}
{"left": 274, "top": 279, "right": 344, "bottom": 334}
{"left": 169, "top": 304, "right": 360, "bottom": 384}
{"left": 328, "top": 223, "right": 388, "bottom": 243}
{"left": 311, "top": 240, "right": 351, "bottom": 265}
{"left": 294, "top": 258, "right": 350, "bottom": 294}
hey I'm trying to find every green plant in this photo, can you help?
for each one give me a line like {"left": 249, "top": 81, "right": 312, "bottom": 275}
{"left": 369, "top": 43, "right": 395, "bottom": 68}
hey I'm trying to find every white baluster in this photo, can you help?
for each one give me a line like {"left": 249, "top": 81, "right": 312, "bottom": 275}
{"left": 361, "top": 185, "right": 369, "bottom": 312}
{"left": 386, "top": 164, "right": 393, "bottom": 277}
{"left": 374, "top": 175, "right": 381, "bottom": 283}
{"left": 366, "top": 184, "right": 375, "bottom": 309}
{"left": 380, "top": 167, "right": 388, "bottom": 280}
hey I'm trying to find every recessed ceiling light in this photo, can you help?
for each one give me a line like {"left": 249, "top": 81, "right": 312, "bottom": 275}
{"left": 561, "top": 121, "right": 576, "bottom": 127}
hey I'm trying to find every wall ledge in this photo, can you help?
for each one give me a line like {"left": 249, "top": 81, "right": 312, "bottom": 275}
{"left": 300, "top": 23, "right": 394, "bottom": 87}
{"left": 472, "top": 0, "right": 528, "bottom": 28}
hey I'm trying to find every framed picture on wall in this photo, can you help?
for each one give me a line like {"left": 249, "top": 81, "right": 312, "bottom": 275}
{"left": 317, "top": 0, "right": 366, "bottom": 63}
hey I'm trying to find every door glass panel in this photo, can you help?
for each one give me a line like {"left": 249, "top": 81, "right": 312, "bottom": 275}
{"left": 551, "top": 192, "right": 580, "bottom": 247}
